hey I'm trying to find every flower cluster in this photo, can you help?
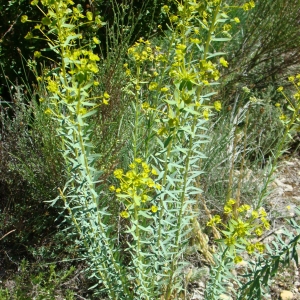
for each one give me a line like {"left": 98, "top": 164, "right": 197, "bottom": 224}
{"left": 110, "top": 159, "right": 160, "bottom": 218}
{"left": 207, "top": 199, "right": 270, "bottom": 262}
{"left": 127, "top": 38, "right": 155, "bottom": 63}
{"left": 276, "top": 74, "right": 300, "bottom": 123}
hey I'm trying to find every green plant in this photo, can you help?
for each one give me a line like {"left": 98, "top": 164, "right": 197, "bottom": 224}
{"left": 25, "top": 0, "right": 249, "bottom": 298}
{"left": 9, "top": 0, "right": 300, "bottom": 299}
{"left": 0, "top": 259, "right": 76, "bottom": 299}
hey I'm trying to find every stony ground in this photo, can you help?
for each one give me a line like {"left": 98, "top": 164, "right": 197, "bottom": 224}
{"left": 189, "top": 156, "right": 300, "bottom": 300}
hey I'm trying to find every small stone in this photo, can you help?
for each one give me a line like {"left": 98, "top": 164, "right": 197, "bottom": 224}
{"left": 219, "top": 294, "right": 233, "bottom": 300}
{"left": 280, "top": 290, "right": 294, "bottom": 300}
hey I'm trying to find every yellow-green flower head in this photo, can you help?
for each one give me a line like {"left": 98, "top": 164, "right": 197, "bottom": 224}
{"left": 224, "top": 205, "right": 232, "bottom": 214}
{"left": 203, "top": 109, "right": 210, "bottom": 120}
{"left": 89, "top": 53, "right": 100, "bottom": 61}
{"left": 86, "top": 11, "right": 93, "bottom": 21}
{"left": 214, "top": 101, "right": 222, "bottom": 112}
{"left": 170, "top": 15, "right": 178, "bottom": 22}
{"left": 31, "top": 0, "right": 38, "bottom": 5}
{"left": 225, "top": 236, "right": 236, "bottom": 246}
{"left": 227, "top": 198, "right": 236, "bottom": 206}
{"left": 279, "top": 114, "right": 287, "bottom": 121}
{"left": 44, "top": 108, "right": 52, "bottom": 115}
{"left": 160, "top": 87, "right": 169, "bottom": 92}
{"left": 114, "top": 169, "right": 123, "bottom": 179}
{"left": 151, "top": 168, "right": 158, "bottom": 176}
{"left": 254, "top": 242, "right": 265, "bottom": 253}
{"left": 25, "top": 32, "right": 34, "bottom": 39}
{"left": 141, "top": 195, "right": 148, "bottom": 202}
{"left": 149, "top": 82, "right": 158, "bottom": 91}
{"left": 93, "top": 37, "right": 100, "bottom": 44}
{"left": 47, "top": 80, "right": 59, "bottom": 93}
{"left": 162, "top": 5, "right": 170, "bottom": 13}
{"left": 220, "top": 57, "right": 229, "bottom": 67}
{"left": 255, "top": 228, "right": 263, "bottom": 237}
{"left": 142, "top": 102, "right": 150, "bottom": 110}
{"left": 34, "top": 51, "right": 41, "bottom": 58}
{"left": 277, "top": 86, "right": 284, "bottom": 92}
{"left": 234, "top": 256, "right": 243, "bottom": 264}
{"left": 190, "top": 38, "right": 201, "bottom": 44}
{"left": 251, "top": 210, "right": 259, "bottom": 219}
{"left": 246, "top": 243, "right": 255, "bottom": 254}
{"left": 129, "top": 163, "right": 136, "bottom": 169}
{"left": 109, "top": 185, "right": 115, "bottom": 192}
{"left": 233, "top": 17, "right": 240, "bottom": 23}
{"left": 120, "top": 211, "right": 129, "bottom": 218}
{"left": 21, "top": 15, "right": 28, "bottom": 23}
{"left": 151, "top": 205, "right": 158, "bottom": 213}
{"left": 223, "top": 24, "right": 232, "bottom": 32}
{"left": 134, "top": 158, "right": 143, "bottom": 163}
{"left": 103, "top": 92, "right": 110, "bottom": 99}
{"left": 258, "top": 207, "right": 267, "bottom": 217}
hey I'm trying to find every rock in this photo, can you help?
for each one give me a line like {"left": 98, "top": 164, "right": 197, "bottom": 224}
{"left": 219, "top": 294, "right": 233, "bottom": 300}
{"left": 280, "top": 290, "right": 294, "bottom": 300}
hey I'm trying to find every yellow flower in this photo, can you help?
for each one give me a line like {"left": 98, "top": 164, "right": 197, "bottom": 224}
{"left": 142, "top": 103, "right": 151, "bottom": 111}
{"left": 255, "top": 228, "right": 263, "bottom": 237}
{"left": 149, "top": 82, "right": 158, "bottom": 91}
{"left": 249, "top": 0, "right": 255, "bottom": 8}
{"left": 234, "top": 256, "right": 243, "bottom": 264}
{"left": 277, "top": 86, "right": 284, "bottom": 92}
{"left": 227, "top": 198, "right": 236, "bottom": 206}
{"left": 275, "top": 103, "right": 280, "bottom": 107}
{"left": 254, "top": 242, "right": 265, "bottom": 253}
{"left": 251, "top": 210, "right": 259, "bottom": 219}
{"left": 103, "top": 92, "right": 110, "bottom": 99}
{"left": 203, "top": 109, "right": 210, "bottom": 120}
{"left": 109, "top": 185, "right": 116, "bottom": 192}
{"left": 246, "top": 244, "right": 255, "bottom": 254}
{"left": 220, "top": 57, "right": 229, "bottom": 67}
{"left": 47, "top": 80, "right": 59, "bottom": 93}
{"left": 44, "top": 108, "right": 52, "bottom": 115}
{"left": 190, "top": 38, "right": 201, "bottom": 44}
{"left": 120, "top": 211, "right": 129, "bottom": 218}
{"left": 151, "top": 168, "right": 158, "bottom": 176}
{"left": 162, "top": 5, "right": 170, "bottom": 13}
{"left": 116, "top": 188, "right": 121, "bottom": 193}
{"left": 134, "top": 158, "right": 143, "bottom": 163}
{"left": 129, "top": 163, "right": 136, "bottom": 169}
{"left": 25, "top": 32, "right": 33, "bottom": 39}
{"left": 93, "top": 37, "right": 100, "bottom": 44}
{"left": 224, "top": 205, "right": 232, "bottom": 214}
{"left": 86, "top": 11, "right": 93, "bottom": 21}
{"left": 214, "top": 101, "right": 222, "bottom": 112}
{"left": 160, "top": 87, "right": 169, "bottom": 92}
{"left": 114, "top": 169, "right": 123, "bottom": 179}
{"left": 233, "top": 17, "right": 240, "bottom": 23}
{"left": 21, "top": 15, "right": 28, "bottom": 23}
{"left": 170, "top": 15, "right": 178, "bottom": 22}
{"left": 151, "top": 205, "right": 158, "bottom": 213}
{"left": 103, "top": 99, "right": 109, "bottom": 105}
{"left": 288, "top": 76, "right": 295, "bottom": 82}
{"left": 34, "top": 51, "right": 41, "bottom": 58}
